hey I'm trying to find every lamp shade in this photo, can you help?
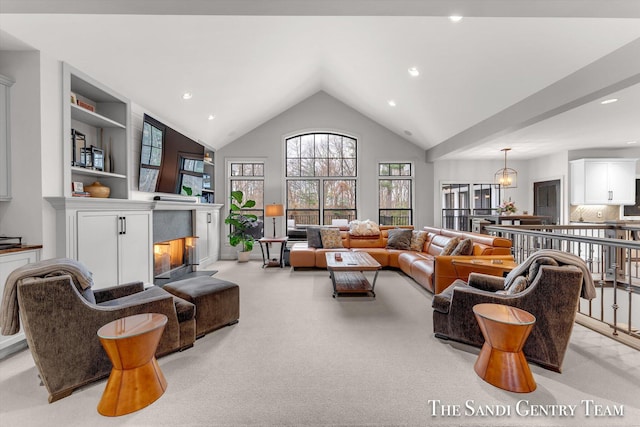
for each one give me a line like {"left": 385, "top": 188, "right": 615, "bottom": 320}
{"left": 265, "top": 204, "right": 284, "bottom": 217}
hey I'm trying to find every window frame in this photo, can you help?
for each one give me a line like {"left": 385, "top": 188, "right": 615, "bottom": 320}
{"left": 377, "top": 161, "right": 414, "bottom": 226}
{"left": 227, "top": 159, "right": 266, "bottom": 237}
{"left": 285, "top": 132, "right": 358, "bottom": 225}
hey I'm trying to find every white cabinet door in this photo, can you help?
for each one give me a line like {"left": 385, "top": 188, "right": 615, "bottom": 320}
{"left": 196, "top": 210, "right": 211, "bottom": 266}
{"left": 0, "top": 75, "right": 14, "bottom": 201}
{"left": 77, "top": 210, "right": 151, "bottom": 288}
{"left": 571, "top": 159, "right": 637, "bottom": 205}
{"left": 583, "top": 161, "right": 610, "bottom": 204}
{"left": 0, "top": 249, "right": 40, "bottom": 356}
{"left": 77, "top": 211, "right": 119, "bottom": 288}
{"left": 608, "top": 161, "right": 636, "bottom": 204}
{"left": 119, "top": 211, "right": 152, "bottom": 284}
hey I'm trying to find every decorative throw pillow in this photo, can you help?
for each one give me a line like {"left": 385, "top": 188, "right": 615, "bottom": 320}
{"left": 409, "top": 230, "right": 429, "bottom": 252}
{"left": 451, "top": 238, "right": 474, "bottom": 256}
{"left": 440, "top": 237, "right": 461, "bottom": 256}
{"left": 348, "top": 219, "right": 380, "bottom": 236}
{"left": 320, "top": 228, "right": 344, "bottom": 249}
{"left": 386, "top": 228, "right": 413, "bottom": 250}
{"left": 528, "top": 256, "right": 559, "bottom": 280}
{"left": 306, "top": 226, "right": 323, "bottom": 248}
{"left": 506, "top": 275, "right": 529, "bottom": 295}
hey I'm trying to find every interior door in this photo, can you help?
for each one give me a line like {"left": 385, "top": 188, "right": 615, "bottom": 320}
{"left": 534, "top": 180, "right": 560, "bottom": 224}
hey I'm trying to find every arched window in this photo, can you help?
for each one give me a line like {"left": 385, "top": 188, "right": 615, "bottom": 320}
{"left": 285, "top": 133, "right": 357, "bottom": 225}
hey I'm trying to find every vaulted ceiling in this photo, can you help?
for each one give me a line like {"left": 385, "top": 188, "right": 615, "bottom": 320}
{"left": 1, "top": 0, "right": 639, "bottom": 160}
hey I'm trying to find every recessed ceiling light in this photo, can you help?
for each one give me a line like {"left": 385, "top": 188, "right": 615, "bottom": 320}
{"left": 208, "top": 114, "right": 216, "bottom": 121}
{"left": 182, "top": 92, "right": 193, "bottom": 100}
{"left": 627, "top": 140, "right": 638, "bottom": 145}
{"left": 449, "top": 15, "right": 463, "bottom": 22}
{"left": 408, "top": 67, "right": 420, "bottom": 77}
{"left": 600, "top": 98, "right": 618, "bottom": 105}
{"left": 388, "top": 100, "right": 397, "bottom": 107}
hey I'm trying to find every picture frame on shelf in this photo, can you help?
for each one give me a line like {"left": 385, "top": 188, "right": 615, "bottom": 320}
{"left": 72, "top": 129, "right": 86, "bottom": 167}
{"left": 91, "top": 146, "right": 104, "bottom": 171}
{"left": 80, "top": 147, "right": 93, "bottom": 168}
{"left": 72, "top": 182, "right": 84, "bottom": 193}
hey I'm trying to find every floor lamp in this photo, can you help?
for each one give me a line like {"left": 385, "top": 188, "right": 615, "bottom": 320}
{"left": 265, "top": 204, "right": 284, "bottom": 238}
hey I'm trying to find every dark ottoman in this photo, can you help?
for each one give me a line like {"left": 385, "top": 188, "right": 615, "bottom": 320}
{"left": 163, "top": 276, "right": 239, "bottom": 338}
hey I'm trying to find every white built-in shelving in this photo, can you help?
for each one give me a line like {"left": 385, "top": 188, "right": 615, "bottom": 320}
{"left": 62, "top": 63, "right": 131, "bottom": 199}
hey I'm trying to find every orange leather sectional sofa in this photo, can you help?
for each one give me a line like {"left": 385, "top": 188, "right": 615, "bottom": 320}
{"left": 289, "top": 225, "right": 513, "bottom": 294}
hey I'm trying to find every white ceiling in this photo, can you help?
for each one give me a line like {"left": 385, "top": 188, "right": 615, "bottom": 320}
{"left": 1, "top": 0, "right": 640, "bottom": 160}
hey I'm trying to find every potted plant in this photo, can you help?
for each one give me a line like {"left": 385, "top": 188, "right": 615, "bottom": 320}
{"left": 225, "top": 190, "right": 258, "bottom": 262}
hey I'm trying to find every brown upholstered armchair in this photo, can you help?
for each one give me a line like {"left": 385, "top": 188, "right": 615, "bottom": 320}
{"left": 1, "top": 258, "right": 196, "bottom": 403}
{"left": 432, "top": 250, "right": 595, "bottom": 373}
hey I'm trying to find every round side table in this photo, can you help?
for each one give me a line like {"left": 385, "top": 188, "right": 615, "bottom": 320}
{"left": 472, "top": 303, "right": 536, "bottom": 393}
{"left": 97, "top": 313, "right": 168, "bottom": 416}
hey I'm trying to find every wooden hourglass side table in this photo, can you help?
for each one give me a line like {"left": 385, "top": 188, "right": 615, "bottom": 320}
{"left": 97, "top": 313, "right": 168, "bottom": 416}
{"left": 472, "top": 303, "right": 537, "bottom": 393}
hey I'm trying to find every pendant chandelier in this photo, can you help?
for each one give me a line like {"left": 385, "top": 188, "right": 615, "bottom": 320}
{"left": 494, "top": 148, "right": 517, "bottom": 188}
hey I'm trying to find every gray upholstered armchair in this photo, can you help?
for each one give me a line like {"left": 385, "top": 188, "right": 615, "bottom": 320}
{"left": 1, "top": 258, "right": 196, "bottom": 403}
{"left": 432, "top": 250, "right": 595, "bottom": 373}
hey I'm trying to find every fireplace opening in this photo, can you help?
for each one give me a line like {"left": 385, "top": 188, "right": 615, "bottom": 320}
{"left": 153, "top": 236, "right": 198, "bottom": 284}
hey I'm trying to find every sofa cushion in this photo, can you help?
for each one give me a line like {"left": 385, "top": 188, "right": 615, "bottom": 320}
{"left": 441, "top": 237, "right": 461, "bottom": 255}
{"left": 451, "top": 238, "right": 474, "bottom": 256}
{"left": 320, "top": 228, "right": 343, "bottom": 249}
{"left": 98, "top": 285, "right": 195, "bottom": 323}
{"left": 409, "top": 230, "right": 429, "bottom": 252}
{"left": 349, "top": 219, "right": 380, "bottom": 236}
{"left": 306, "top": 226, "right": 323, "bottom": 248}
{"left": 386, "top": 228, "right": 413, "bottom": 250}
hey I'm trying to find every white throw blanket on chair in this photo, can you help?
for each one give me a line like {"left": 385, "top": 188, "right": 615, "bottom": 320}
{"left": 504, "top": 249, "right": 596, "bottom": 300}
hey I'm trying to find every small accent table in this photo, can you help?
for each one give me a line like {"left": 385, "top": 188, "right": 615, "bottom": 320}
{"left": 472, "top": 303, "right": 536, "bottom": 393}
{"left": 97, "top": 313, "right": 168, "bottom": 416}
{"left": 325, "top": 251, "right": 381, "bottom": 298}
{"left": 258, "top": 236, "right": 288, "bottom": 268}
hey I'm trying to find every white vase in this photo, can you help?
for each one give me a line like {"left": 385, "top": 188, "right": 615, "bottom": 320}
{"left": 237, "top": 250, "right": 251, "bottom": 263}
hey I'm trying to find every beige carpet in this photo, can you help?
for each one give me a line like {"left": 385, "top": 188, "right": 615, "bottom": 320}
{"left": 1, "top": 261, "right": 639, "bottom": 426}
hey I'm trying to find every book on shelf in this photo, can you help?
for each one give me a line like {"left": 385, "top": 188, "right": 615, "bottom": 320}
{"left": 72, "top": 192, "right": 92, "bottom": 197}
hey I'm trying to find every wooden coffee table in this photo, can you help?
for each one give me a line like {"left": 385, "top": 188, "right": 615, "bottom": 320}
{"left": 472, "top": 303, "right": 537, "bottom": 393}
{"left": 325, "top": 251, "right": 381, "bottom": 298}
{"left": 97, "top": 313, "right": 168, "bottom": 416}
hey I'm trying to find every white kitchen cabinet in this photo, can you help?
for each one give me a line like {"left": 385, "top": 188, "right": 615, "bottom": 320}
{"left": 194, "top": 205, "right": 222, "bottom": 269}
{"left": 570, "top": 158, "right": 637, "bottom": 205}
{"left": 0, "top": 74, "right": 14, "bottom": 201}
{"left": 77, "top": 210, "right": 152, "bottom": 289}
{"left": 0, "top": 248, "right": 40, "bottom": 358}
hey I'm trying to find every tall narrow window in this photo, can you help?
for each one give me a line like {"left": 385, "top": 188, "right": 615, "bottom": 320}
{"left": 286, "top": 133, "right": 357, "bottom": 225}
{"left": 378, "top": 162, "right": 413, "bottom": 225}
{"left": 228, "top": 161, "right": 265, "bottom": 234}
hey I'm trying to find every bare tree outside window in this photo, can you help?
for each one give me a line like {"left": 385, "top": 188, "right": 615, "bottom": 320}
{"left": 286, "top": 133, "right": 357, "bottom": 225}
{"left": 378, "top": 163, "right": 412, "bottom": 225}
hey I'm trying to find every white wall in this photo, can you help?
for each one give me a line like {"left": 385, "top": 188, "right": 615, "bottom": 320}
{"left": 527, "top": 151, "right": 569, "bottom": 224}
{"left": 38, "top": 53, "right": 63, "bottom": 259}
{"left": 215, "top": 91, "right": 432, "bottom": 259}
{"left": 0, "top": 51, "right": 44, "bottom": 248}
